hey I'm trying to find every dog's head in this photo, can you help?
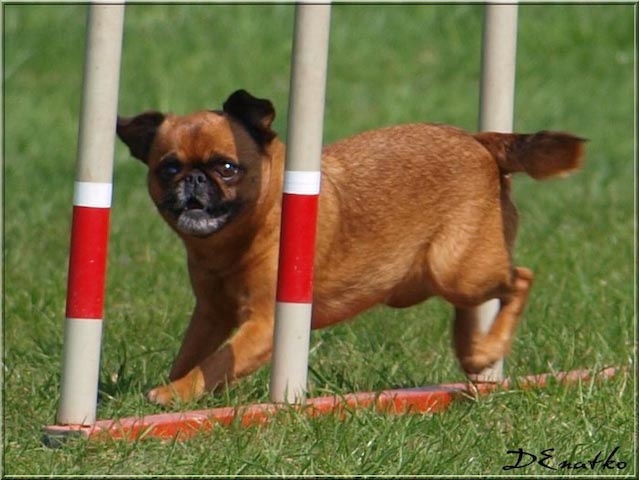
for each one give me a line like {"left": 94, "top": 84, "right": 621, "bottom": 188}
{"left": 117, "top": 90, "right": 277, "bottom": 238}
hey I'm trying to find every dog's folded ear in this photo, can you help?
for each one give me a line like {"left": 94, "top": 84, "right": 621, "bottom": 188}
{"left": 223, "top": 90, "right": 276, "bottom": 147}
{"left": 116, "top": 111, "right": 165, "bottom": 163}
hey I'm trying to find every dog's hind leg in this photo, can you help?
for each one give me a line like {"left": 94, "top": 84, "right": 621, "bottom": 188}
{"left": 453, "top": 266, "right": 533, "bottom": 378}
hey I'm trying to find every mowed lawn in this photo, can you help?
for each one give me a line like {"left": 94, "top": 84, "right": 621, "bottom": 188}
{"left": 3, "top": 4, "right": 635, "bottom": 476}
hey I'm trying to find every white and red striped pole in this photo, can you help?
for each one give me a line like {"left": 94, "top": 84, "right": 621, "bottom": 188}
{"left": 270, "top": 3, "right": 332, "bottom": 404}
{"left": 56, "top": 3, "right": 125, "bottom": 426}
{"left": 474, "top": 2, "right": 519, "bottom": 382}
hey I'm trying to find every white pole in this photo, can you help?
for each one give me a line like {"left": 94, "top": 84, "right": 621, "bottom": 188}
{"left": 475, "top": 2, "right": 519, "bottom": 382}
{"left": 270, "top": 3, "right": 332, "bottom": 404}
{"left": 479, "top": 3, "right": 519, "bottom": 132}
{"left": 56, "top": 3, "right": 125, "bottom": 426}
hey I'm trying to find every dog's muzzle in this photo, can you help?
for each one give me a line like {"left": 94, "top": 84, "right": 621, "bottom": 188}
{"left": 164, "top": 170, "right": 237, "bottom": 237}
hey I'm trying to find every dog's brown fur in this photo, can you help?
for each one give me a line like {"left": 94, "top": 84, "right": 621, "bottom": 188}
{"left": 117, "top": 90, "right": 585, "bottom": 405}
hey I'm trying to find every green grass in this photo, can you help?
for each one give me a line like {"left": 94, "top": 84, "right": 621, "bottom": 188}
{"left": 3, "top": 3, "right": 635, "bottom": 477}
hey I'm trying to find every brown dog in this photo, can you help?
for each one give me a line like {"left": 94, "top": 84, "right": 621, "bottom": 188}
{"left": 117, "top": 89, "right": 584, "bottom": 406}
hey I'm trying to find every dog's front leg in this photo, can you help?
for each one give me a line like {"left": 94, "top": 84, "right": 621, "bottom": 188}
{"left": 168, "top": 302, "right": 237, "bottom": 381}
{"left": 147, "top": 314, "right": 274, "bottom": 406}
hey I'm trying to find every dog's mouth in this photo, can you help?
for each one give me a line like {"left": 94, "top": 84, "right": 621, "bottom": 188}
{"left": 186, "top": 198, "right": 205, "bottom": 210}
{"left": 175, "top": 198, "right": 238, "bottom": 237}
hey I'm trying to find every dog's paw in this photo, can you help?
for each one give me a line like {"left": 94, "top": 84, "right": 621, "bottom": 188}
{"left": 147, "top": 368, "right": 206, "bottom": 406}
{"left": 459, "top": 336, "right": 511, "bottom": 378}
{"left": 459, "top": 350, "right": 502, "bottom": 377}
{"left": 147, "top": 384, "right": 178, "bottom": 406}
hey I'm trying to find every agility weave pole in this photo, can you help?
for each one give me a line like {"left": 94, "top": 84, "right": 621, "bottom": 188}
{"left": 56, "top": 3, "right": 125, "bottom": 427}
{"left": 472, "top": 2, "right": 519, "bottom": 383}
{"left": 44, "top": 367, "right": 624, "bottom": 444}
{"left": 270, "top": 3, "right": 332, "bottom": 404}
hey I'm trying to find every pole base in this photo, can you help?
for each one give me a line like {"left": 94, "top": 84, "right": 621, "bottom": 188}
{"left": 42, "top": 366, "right": 624, "bottom": 446}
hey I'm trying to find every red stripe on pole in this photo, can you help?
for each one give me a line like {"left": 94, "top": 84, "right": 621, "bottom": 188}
{"left": 276, "top": 193, "right": 319, "bottom": 303}
{"left": 65, "top": 206, "right": 110, "bottom": 319}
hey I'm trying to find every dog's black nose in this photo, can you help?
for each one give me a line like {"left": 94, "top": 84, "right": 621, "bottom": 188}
{"left": 185, "top": 170, "right": 208, "bottom": 185}
{"left": 183, "top": 169, "right": 210, "bottom": 199}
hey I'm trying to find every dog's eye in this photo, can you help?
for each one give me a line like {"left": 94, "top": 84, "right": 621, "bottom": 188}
{"left": 158, "top": 159, "right": 182, "bottom": 179}
{"left": 215, "top": 162, "right": 240, "bottom": 180}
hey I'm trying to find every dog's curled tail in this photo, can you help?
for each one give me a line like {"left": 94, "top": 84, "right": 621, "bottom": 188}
{"left": 474, "top": 131, "right": 586, "bottom": 180}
